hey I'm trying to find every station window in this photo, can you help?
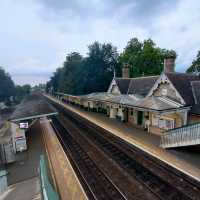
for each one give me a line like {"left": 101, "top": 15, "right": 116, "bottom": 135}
{"left": 152, "top": 115, "right": 174, "bottom": 130}
{"left": 165, "top": 119, "right": 174, "bottom": 130}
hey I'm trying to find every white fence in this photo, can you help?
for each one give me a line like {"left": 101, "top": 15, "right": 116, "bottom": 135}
{"left": 160, "top": 123, "right": 200, "bottom": 148}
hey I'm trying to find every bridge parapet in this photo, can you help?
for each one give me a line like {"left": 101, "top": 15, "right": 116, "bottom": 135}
{"left": 160, "top": 123, "right": 200, "bottom": 148}
{"left": 40, "top": 118, "right": 88, "bottom": 200}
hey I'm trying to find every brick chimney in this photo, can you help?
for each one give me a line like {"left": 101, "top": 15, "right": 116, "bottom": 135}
{"left": 164, "top": 57, "right": 175, "bottom": 73}
{"left": 122, "top": 63, "right": 130, "bottom": 78}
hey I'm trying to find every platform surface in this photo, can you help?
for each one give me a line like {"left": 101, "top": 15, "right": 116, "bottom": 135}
{"left": 6, "top": 121, "right": 44, "bottom": 185}
{"left": 0, "top": 177, "right": 41, "bottom": 200}
{"left": 46, "top": 95, "right": 200, "bottom": 182}
{"left": 1, "top": 121, "right": 43, "bottom": 200}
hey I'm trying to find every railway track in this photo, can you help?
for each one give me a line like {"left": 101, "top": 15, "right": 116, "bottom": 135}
{"left": 53, "top": 116, "right": 163, "bottom": 200}
{"left": 47, "top": 98, "right": 200, "bottom": 200}
{"left": 51, "top": 117, "right": 127, "bottom": 200}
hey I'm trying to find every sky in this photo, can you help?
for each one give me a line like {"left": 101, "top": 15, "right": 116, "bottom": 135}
{"left": 0, "top": 0, "right": 200, "bottom": 86}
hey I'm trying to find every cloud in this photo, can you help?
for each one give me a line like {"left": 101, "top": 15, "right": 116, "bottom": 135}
{"left": 151, "top": 0, "right": 200, "bottom": 71}
{"left": 12, "top": 74, "right": 50, "bottom": 86}
{"left": 0, "top": 0, "right": 200, "bottom": 86}
{"left": 35, "top": 0, "right": 179, "bottom": 21}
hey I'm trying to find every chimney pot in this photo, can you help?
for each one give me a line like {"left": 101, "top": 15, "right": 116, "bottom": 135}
{"left": 164, "top": 57, "right": 175, "bottom": 73}
{"left": 122, "top": 63, "right": 130, "bottom": 78}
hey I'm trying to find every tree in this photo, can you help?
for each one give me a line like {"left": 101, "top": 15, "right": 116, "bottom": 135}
{"left": 186, "top": 50, "right": 200, "bottom": 74}
{"left": 14, "top": 84, "right": 31, "bottom": 103}
{"left": 0, "top": 67, "right": 32, "bottom": 105}
{"left": 0, "top": 67, "right": 15, "bottom": 102}
{"left": 47, "top": 38, "right": 177, "bottom": 95}
{"left": 32, "top": 84, "right": 46, "bottom": 92}
{"left": 47, "top": 43, "right": 119, "bottom": 95}
{"left": 83, "top": 42, "right": 119, "bottom": 93}
{"left": 58, "top": 52, "right": 83, "bottom": 94}
{"left": 118, "top": 38, "right": 177, "bottom": 77}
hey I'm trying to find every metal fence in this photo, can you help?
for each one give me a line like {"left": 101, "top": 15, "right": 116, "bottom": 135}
{"left": 39, "top": 155, "right": 59, "bottom": 200}
{"left": 160, "top": 123, "right": 200, "bottom": 148}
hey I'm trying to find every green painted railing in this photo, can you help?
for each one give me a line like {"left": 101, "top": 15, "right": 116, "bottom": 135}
{"left": 39, "top": 155, "right": 59, "bottom": 200}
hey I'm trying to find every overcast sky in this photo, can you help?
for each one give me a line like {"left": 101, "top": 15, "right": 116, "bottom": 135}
{"left": 0, "top": 0, "right": 200, "bottom": 86}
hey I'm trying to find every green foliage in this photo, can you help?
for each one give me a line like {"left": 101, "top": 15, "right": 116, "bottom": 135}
{"left": 47, "top": 42, "right": 119, "bottom": 95}
{"left": 32, "top": 83, "right": 46, "bottom": 92}
{"left": 83, "top": 42, "right": 119, "bottom": 94}
{"left": 47, "top": 38, "right": 176, "bottom": 94}
{"left": 0, "top": 67, "right": 15, "bottom": 102}
{"left": 119, "top": 38, "right": 177, "bottom": 77}
{"left": 186, "top": 50, "right": 200, "bottom": 74}
{"left": 162, "top": 49, "right": 177, "bottom": 59}
{"left": 0, "top": 67, "right": 31, "bottom": 104}
{"left": 15, "top": 84, "right": 31, "bottom": 103}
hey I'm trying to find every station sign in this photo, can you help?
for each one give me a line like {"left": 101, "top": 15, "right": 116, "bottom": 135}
{"left": 19, "top": 122, "right": 29, "bottom": 129}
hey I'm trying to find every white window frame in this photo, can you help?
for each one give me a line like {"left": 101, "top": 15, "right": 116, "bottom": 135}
{"left": 152, "top": 114, "right": 174, "bottom": 130}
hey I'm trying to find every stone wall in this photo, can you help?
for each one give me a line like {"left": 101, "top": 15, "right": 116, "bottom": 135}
{"left": 149, "top": 112, "right": 185, "bottom": 136}
{"left": 153, "top": 82, "right": 182, "bottom": 103}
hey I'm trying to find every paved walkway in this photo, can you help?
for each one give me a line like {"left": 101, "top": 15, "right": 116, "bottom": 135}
{"left": 6, "top": 121, "right": 44, "bottom": 185}
{"left": 1, "top": 121, "right": 43, "bottom": 200}
{"left": 0, "top": 177, "right": 41, "bottom": 200}
{"left": 47, "top": 95, "right": 200, "bottom": 182}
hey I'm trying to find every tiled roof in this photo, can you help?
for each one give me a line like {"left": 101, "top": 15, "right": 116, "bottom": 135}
{"left": 114, "top": 78, "right": 131, "bottom": 94}
{"left": 191, "top": 104, "right": 200, "bottom": 115}
{"left": 137, "top": 97, "right": 180, "bottom": 111}
{"left": 106, "top": 95, "right": 182, "bottom": 111}
{"left": 191, "top": 81, "right": 200, "bottom": 104}
{"left": 81, "top": 92, "right": 115, "bottom": 101}
{"left": 128, "top": 76, "right": 158, "bottom": 96}
{"left": 114, "top": 76, "right": 158, "bottom": 96}
{"left": 165, "top": 73, "right": 200, "bottom": 105}
{"left": 106, "top": 95, "right": 138, "bottom": 106}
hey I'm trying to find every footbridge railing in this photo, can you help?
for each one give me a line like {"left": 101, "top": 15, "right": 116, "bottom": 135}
{"left": 160, "top": 123, "right": 200, "bottom": 148}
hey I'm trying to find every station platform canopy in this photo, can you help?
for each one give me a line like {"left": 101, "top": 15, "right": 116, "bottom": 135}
{"left": 10, "top": 93, "right": 58, "bottom": 122}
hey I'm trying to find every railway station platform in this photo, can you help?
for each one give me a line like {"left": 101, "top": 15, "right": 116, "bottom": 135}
{"left": 1, "top": 121, "right": 43, "bottom": 200}
{"left": 2, "top": 117, "right": 87, "bottom": 200}
{"left": 6, "top": 121, "right": 44, "bottom": 185}
{"left": 46, "top": 95, "right": 200, "bottom": 182}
